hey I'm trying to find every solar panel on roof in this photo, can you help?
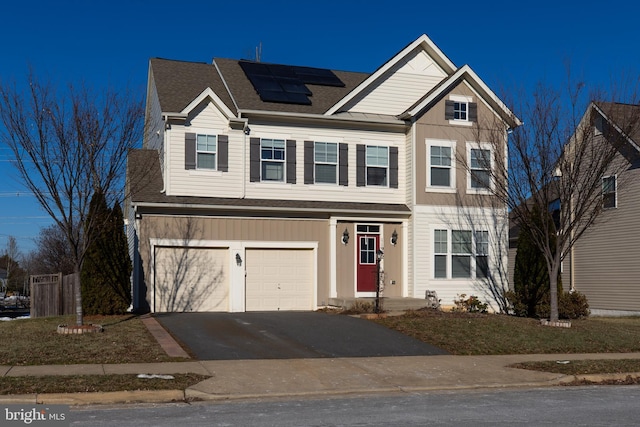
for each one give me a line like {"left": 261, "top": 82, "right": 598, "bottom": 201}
{"left": 239, "top": 60, "right": 344, "bottom": 105}
{"left": 259, "top": 90, "right": 312, "bottom": 105}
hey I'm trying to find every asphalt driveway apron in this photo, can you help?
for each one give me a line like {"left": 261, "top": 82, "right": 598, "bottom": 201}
{"left": 154, "top": 312, "right": 448, "bottom": 360}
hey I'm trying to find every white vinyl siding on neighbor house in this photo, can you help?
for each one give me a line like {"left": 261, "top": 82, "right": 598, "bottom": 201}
{"left": 345, "top": 49, "right": 447, "bottom": 116}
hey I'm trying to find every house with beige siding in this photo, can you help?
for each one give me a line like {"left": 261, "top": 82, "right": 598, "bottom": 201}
{"left": 126, "top": 34, "right": 521, "bottom": 313}
{"left": 570, "top": 102, "right": 640, "bottom": 315}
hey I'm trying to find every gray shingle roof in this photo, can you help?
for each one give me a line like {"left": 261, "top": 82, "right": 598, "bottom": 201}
{"left": 128, "top": 149, "right": 410, "bottom": 215}
{"left": 149, "top": 57, "right": 370, "bottom": 116}
{"left": 150, "top": 58, "right": 236, "bottom": 113}
{"left": 596, "top": 101, "right": 640, "bottom": 146}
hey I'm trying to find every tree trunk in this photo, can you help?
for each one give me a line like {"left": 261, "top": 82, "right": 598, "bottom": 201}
{"left": 548, "top": 265, "right": 559, "bottom": 322}
{"left": 75, "top": 266, "right": 83, "bottom": 326}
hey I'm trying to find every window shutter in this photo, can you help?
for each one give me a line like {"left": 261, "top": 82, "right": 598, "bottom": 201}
{"left": 286, "top": 140, "right": 296, "bottom": 184}
{"left": 356, "top": 144, "right": 365, "bottom": 187}
{"left": 218, "top": 135, "right": 228, "bottom": 172}
{"left": 249, "top": 138, "right": 260, "bottom": 182}
{"left": 304, "top": 140, "right": 314, "bottom": 184}
{"left": 469, "top": 102, "right": 478, "bottom": 122}
{"left": 339, "top": 143, "right": 348, "bottom": 186}
{"left": 185, "top": 133, "right": 196, "bottom": 170}
{"left": 389, "top": 147, "right": 398, "bottom": 189}
{"left": 445, "top": 100, "right": 455, "bottom": 120}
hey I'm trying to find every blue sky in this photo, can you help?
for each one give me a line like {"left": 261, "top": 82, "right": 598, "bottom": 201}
{"left": 1, "top": 0, "right": 638, "bottom": 254}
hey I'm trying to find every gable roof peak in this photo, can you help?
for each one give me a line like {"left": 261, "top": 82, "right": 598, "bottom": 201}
{"left": 325, "top": 34, "right": 457, "bottom": 116}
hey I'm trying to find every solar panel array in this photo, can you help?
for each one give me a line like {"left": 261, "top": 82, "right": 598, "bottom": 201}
{"left": 239, "top": 61, "right": 345, "bottom": 105}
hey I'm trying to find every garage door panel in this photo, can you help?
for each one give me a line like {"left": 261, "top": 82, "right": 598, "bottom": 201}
{"left": 155, "top": 247, "right": 229, "bottom": 312}
{"left": 246, "top": 249, "right": 313, "bottom": 311}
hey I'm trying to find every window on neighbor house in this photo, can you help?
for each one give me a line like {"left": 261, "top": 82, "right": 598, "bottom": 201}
{"left": 314, "top": 142, "right": 338, "bottom": 184}
{"left": 434, "top": 229, "right": 448, "bottom": 278}
{"left": 602, "top": 175, "right": 617, "bottom": 208}
{"left": 470, "top": 148, "right": 492, "bottom": 190}
{"left": 366, "top": 145, "right": 389, "bottom": 186}
{"left": 261, "top": 138, "right": 286, "bottom": 181}
{"left": 196, "top": 134, "right": 217, "bottom": 169}
{"left": 430, "top": 145, "right": 452, "bottom": 187}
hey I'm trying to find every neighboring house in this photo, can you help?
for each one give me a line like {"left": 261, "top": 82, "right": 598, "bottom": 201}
{"left": 508, "top": 102, "right": 640, "bottom": 315}
{"left": 571, "top": 102, "right": 640, "bottom": 315}
{"left": 126, "top": 34, "right": 521, "bottom": 313}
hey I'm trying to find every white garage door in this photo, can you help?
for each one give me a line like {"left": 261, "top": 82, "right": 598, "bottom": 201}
{"left": 154, "top": 247, "right": 229, "bottom": 312}
{"left": 245, "top": 249, "right": 314, "bottom": 311}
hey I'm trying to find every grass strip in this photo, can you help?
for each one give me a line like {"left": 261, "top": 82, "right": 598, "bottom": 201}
{"left": 509, "top": 359, "right": 640, "bottom": 375}
{"left": 0, "top": 374, "right": 210, "bottom": 395}
{"left": 0, "top": 315, "right": 189, "bottom": 366}
{"left": 374, "top": 310, "right": 640, "bottom": 355}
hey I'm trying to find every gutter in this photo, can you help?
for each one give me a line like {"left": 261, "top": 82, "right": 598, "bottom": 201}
{"left": 133, "top": 201, "right": 411, "bottom": 217}
{"left": 238, "top": 109, "right": 408, "bottom": 130}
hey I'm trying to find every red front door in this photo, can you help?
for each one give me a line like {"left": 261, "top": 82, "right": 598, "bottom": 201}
{"left": 357, "top": 234, "right": 379, "bottom": 292}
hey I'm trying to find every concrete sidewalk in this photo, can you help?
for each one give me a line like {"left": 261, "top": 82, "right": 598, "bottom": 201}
{"left": 2, "top": 353, "right": 640, "bottom": 405}
{"left": 1, "top": 315, "right": 640, "bottom": 406}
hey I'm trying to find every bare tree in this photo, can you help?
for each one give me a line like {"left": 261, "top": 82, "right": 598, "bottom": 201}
{"left": 0, "top": 72, "right": 144, "bottom": 325}
{"left": 28, "top": 224, "right": 77, "bottom": 275}
{"left": 470, "top": 81, "right": 640, "bottom": 322}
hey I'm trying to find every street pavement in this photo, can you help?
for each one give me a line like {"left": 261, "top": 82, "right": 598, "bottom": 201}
{"left": 1, "top": 315, "right": 640, "bottom": 406}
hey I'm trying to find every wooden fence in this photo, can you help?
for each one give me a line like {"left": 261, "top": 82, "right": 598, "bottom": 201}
{"left": 30, "top": 273, "right": 77, "bottom": 318}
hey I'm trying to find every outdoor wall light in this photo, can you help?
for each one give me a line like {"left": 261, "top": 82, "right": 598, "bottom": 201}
{"left": 244, "top": 126, "right": 251, "bottom": 135}
{"left": 391, "top": 229, "right": 398, "bottom": 246}
{"left": 235, "top": 253, "right": 242, "bottom": 266}
{"left": 341, "top": 228, "right": 349, "bottom": 245}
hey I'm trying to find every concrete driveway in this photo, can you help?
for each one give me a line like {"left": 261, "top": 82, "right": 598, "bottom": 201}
{"left": 154, "top": 312, "right": 448, "bottom": 360}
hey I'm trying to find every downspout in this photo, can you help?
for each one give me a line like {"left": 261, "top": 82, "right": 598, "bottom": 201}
{"left": 160, "top": 114, "right": 171, "bottom": 194}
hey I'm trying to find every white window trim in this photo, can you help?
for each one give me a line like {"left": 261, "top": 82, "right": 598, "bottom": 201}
{"left": 431, "top": 228, "right": 490, "bottom": 280}
{"left": 365, "top": 145, "right": 389, "bottom": 188}
{"left": 466, "top": 142, "right": 494, "bottom": 194}
{"left": 426, "top": 139, "right": 457, "bottom": 193}
{"left": 449, "top": 95, "right": 474, "bottom": 126}
{"left": 314, "top": 141, "right": 338, "bottom": 185}
{"left": 195, "top": 134, "right": 218, "bottom": 171}
{"left": 260, "top": 138, "right": 286, "bottom": 183}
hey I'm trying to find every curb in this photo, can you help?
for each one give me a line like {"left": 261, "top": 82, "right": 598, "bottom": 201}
{"left": 0, "top": 390, "right": 185, "bottom": 406}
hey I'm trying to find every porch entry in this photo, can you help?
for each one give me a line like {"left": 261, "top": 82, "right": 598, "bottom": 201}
{"left": 356, "top": 224, "right": 380, "bottom": 293}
